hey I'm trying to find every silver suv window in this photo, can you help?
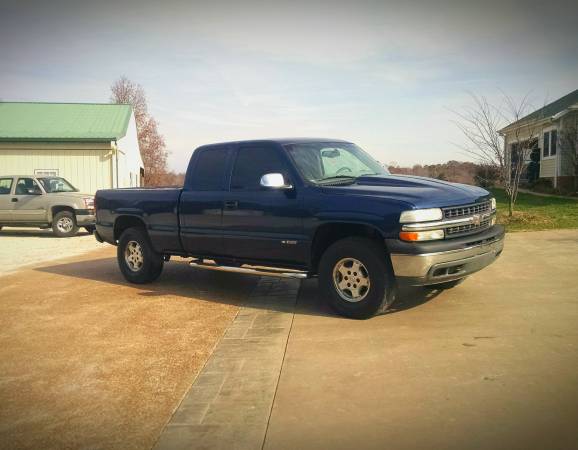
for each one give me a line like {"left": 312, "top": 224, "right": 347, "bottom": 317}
{"left": 15, "top": 178, "right": 42, "bottom": 195}
{"left": 0, "top": 178, "right": 12, "bottom": 195}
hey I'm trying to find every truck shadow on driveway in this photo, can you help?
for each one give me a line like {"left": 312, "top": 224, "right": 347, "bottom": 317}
{"left": 36, "top": 257, "right": 443, "bottom": 318}
{"left": 296, "top": 278, "right": 443, "bottom": 317}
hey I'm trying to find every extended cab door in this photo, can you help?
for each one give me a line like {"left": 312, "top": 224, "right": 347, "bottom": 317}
{"left": 221, "top": 144, "right": 307, "bottom": 265}
{"left": 11, "top": 177, "right": 47, "bottom": 223}
{"left": 179, "top": 146, "right": 232, "bottom": 257}
{"left": 0, "top": 177, "right": 15, "bottom": 222}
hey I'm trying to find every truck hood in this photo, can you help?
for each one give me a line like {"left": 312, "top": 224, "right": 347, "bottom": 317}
{"left": 321, "top": 174, "right": 490, "bottom": 208}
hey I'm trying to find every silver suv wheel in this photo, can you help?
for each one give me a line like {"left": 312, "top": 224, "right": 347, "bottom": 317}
{"left": 332, "top": 257, "right": 371, "bottom": 302}
{"left": 56, "top": 216, "right": 74, "bottom": 233}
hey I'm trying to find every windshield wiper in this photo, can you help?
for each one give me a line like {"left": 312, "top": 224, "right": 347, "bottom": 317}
{"left": 315, "top": 175, "right": 357, "bottom": 185}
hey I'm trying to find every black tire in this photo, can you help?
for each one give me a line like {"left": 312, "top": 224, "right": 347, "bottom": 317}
{"left": 84, "top": 226, "right": 96, "bottom": 234}
{"left": 319, "top": 237, "right": 397, "bottom": 319}
{"left": 426, "top": 278, "right": 465, "bottom": 290}
{"left": 52, "top": 211, "right": 79, "bottom": 237}
{"left": 117, "top": 227, "right": 164, "bottom": 284}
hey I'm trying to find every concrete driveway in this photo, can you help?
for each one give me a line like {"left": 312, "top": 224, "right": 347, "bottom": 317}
{"left": 1, "top": 230, "right": 577, "bottom": 450}
{"left": 156, "top": 229, "right": 578, "bottom": 450}
{"left": 0, "top": 227, "right": 105, "bottom": 275}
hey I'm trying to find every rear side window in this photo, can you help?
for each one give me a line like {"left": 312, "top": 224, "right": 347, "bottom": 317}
{"left": 230, "top": 147, "right": 287, "bottom": 190}
{"left": 189, "top": 148, "right": 229, "bottom": 191}
{"left": 0, "top": 178, "right": 13, "bottom": 195}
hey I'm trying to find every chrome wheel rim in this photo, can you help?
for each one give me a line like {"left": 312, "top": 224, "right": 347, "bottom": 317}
{"left": 125, "top": 241, "right": 144, "bottom": 272}
{"left": 57, "top": 217, "right": 74, "bottom": 233}
{"left": 332, "top": 258, "right": 370, "bottom": 302}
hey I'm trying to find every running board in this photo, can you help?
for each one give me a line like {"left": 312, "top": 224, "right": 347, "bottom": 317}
{"left": 189, "top": 260, "right": 308, "bottom": 279}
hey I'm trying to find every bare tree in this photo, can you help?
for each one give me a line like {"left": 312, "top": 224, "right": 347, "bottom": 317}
{"left": 453, "top": 93, "right": 541, "bottom": 216}
{"left": 110, "top": 77, "right": 169, "bottom": 186}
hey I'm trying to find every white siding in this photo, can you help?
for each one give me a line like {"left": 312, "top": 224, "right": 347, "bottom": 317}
{"left": 116, "top": 113, "right": 143, "bottom": 187}
{"left": 540, "top": 158, "right": 556, "bottom": 178}
{"left": 0, "top": 144, "right": 112, "bottom": 194}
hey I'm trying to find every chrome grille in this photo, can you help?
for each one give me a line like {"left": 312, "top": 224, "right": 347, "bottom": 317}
{"left": 444, "top": 201, "right": 491, "bottom": 219}
{"left": 446, "top": 218, "right": 491, "bottom": 236}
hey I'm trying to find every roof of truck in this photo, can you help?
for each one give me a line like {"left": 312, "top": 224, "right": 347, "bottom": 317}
{"left": 196, "top": 138, "right": 353, "bottom": 149}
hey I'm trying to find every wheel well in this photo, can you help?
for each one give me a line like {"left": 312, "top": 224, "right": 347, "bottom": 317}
{"left": 114, "top": 216, "right": 146, "bottom": 241}
{"left": 311, "top": 223, "right": 386, "bottom": 271}
{"left": 51, "top": 205, "right": 75, "bottom": 223}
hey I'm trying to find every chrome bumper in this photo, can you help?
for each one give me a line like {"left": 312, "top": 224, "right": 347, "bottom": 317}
{"left": 390, "top": 234, "right": 505, "bottom": 286}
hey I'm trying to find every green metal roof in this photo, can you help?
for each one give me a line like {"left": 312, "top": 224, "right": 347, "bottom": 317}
{"left": 0, "top": 102, "right": 133, "bottom": 141}
{"left": 502, "top": 89, "right": 578, "bottom": 132}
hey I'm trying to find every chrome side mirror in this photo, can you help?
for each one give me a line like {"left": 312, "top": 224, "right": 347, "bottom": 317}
{"left": 260, "top": 173, "right": 292, "bottom": 190}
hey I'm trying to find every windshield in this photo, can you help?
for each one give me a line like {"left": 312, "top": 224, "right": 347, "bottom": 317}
{"left": 37, "top": 177, "right": 78, "bottom": 193}
{"left": 285, "top": 142, "right": 389, "bottom": 184}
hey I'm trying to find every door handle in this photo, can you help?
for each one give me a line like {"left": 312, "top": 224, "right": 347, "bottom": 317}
{"left": 11, "top": 198, "right": 18, "bottom": 202}
{"left": 224, "top": 200, "right": 238, "bottom": 210}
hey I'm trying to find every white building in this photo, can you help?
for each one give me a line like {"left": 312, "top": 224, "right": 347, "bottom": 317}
{"left": 499, "top": 89, "right": 578, "bottom": 191}
{"left": 0, "top": 102, "right": 144, "bottom": 194}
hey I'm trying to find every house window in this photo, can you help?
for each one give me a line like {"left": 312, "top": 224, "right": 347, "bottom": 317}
{"left": 550, "top": 129, "right": 557, "bottom": 156}
{"left": 542, "top": 130, "right": 557, "bottom": 157}
{"left": 543, "top": 132, "right": 550, "bottom": 157}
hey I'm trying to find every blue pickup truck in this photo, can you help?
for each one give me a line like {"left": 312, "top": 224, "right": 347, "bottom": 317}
{"left": 95, "top": 138, "right": 504, "bottom": 319}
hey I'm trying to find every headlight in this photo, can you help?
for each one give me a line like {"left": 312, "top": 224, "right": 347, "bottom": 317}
{"left": 399, "top": 229, "right": 445, "bottom": 241}
{"left": 399, "top": 208, "right": 443, "bottom": 223}
{"left": 83, "top": 197, "right": 94, "bottom": 209}
{"left": 490, "top": 198, "right": 496, "bottom": 210}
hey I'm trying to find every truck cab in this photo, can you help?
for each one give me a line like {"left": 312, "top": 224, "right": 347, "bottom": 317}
{"left": 95, "top": 139, "right": 504, "bottom": 319}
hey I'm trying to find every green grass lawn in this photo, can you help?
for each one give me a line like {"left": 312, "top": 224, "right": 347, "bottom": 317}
{"left": 490, "top": 188, "right": 578, "bottom": 232}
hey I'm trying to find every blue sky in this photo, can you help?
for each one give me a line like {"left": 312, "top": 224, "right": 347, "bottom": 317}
{"left": 1, "top": 0, "right": 577, "bottom": 171}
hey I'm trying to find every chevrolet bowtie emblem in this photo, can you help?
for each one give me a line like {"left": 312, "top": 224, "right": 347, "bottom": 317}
{"left": 472, "top": 214, "right": 481, "bottom": 226}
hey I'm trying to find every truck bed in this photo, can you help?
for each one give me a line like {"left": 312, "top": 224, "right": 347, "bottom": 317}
{"left": 95, "top": 188, "right": 183, "bottom": 253}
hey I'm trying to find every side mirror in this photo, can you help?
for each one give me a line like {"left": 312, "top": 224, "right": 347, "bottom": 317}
{"left": 260, "top": 173, "right": 292, "bottom": 190}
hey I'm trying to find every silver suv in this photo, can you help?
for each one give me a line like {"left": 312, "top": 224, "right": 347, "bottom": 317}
{"left": 0, "top": 175, "right": 95, "bottom": 237}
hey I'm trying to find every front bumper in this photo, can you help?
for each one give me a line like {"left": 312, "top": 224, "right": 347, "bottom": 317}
{"left": 388, "top": 225, "right": 505, "bottom": 286}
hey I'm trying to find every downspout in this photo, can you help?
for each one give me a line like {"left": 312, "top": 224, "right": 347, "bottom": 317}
{"left": 114, "top": 139, "right": 119, "bottom": 188}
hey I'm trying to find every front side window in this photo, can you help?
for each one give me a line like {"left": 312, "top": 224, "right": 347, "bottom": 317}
{"left": 0, "top": 178, "right": 13, "bottom": 195}
{"left": 285, "top": 142, "right": 388, "bottom": 184}
{"left": 189, "top": 148, "right": 229, "bottom": 191}
{"left": 37, "top": 177, "right": 77, "bottom": 193}
{"left": 231, "top": 147, "right": 288, "bottom": 190}
{"left": 15, "top": 178, "right": 42, "bottom": 195}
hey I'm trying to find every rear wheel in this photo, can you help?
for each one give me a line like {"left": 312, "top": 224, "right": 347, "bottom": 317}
{"left": 52, "top": 211, "right": 78, "bottom": 237}
{"left": 319, "top": 237, "right": 397, "bottom": 319}
{"left": 117, "top": 227, "right": 164, "bottom": 284}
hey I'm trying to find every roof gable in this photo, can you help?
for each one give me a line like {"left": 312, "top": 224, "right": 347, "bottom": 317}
{"left": 501, "top": 89, "right": 578, "bottom": 132}
{"left": 0, "top": 102, "right": 133, "bottom": 141}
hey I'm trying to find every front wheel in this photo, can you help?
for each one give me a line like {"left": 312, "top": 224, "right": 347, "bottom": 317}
{"left": 117, "top": 227, "right": 164, "bottom": 284}
{"left": 319, "top": 237, "right": 397, "bottom": 319}
{"left": 52, "top": 211, "right": 79, "bottom": 237}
